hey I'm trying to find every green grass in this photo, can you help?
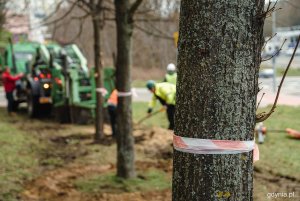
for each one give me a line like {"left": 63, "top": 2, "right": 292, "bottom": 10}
{"left": 132, "top": 80, "right": 148, "bottom": 88}
{"left": 255, "top": 106, "right": 300, "bottom": 179}
{"left": 0, "top": 113, "right": 40, "bottom": 200}
{"left": 74, "top": 169, "right": 171, "bottom": 194}
{"left": 260, "top": 65, "right": 300, "bottom": 76}
{"left": 133, "top": 103, "right": 300, "bottom": 179}
{"left": 132, "top": 102, "right": 168, "bottom": 129}
{"left": 277, "top": 68, "right": 300, "bottom": 77}
{"left": 132, "top": 79, "right": 161, "bottom": 88}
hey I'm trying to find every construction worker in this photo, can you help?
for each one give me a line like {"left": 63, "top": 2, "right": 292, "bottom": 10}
{"left": 146, "top": 80, "right": 176, "bottom": 130}
{"left": 1, "top": 67, "right": 23, "bottom": 115}
{"left": 107, "top": 89, "right": 118, "bottom": 137}
{"left": 163, "top": 63, "right": 177, "bottom": 85}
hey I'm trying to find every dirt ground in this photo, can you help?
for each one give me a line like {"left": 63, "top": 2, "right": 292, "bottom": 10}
{"left": 5, "top": 116, "right": 299, "bottom": 201}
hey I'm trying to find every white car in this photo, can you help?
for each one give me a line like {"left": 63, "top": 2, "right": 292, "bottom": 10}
{"left": 259, "top": 69, "right": 274, "bottom": 78}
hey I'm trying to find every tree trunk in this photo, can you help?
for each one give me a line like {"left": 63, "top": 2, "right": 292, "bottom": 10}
{"left": 114, "top": 0, "right": 135, "bottom": 178}
{"left": 173, "top": 1, "right": 265, "bottom": 200}
{"left": 93, "top": 18, "right": 104, "bottom": 142}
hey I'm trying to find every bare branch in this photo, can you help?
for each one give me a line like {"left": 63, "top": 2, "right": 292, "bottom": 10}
{"left": 257, "top": 0, "right": 280, "bottom": 19}
{"left": 42, "top": 0, "right": 66, "bottom": 22}
{"left": 134, "top": 23, "right": 173, "bottom": 40}
{"left": 134, "top": 17, "right": 176, "bottom": 22}
{"left": 67, "top": 17, "right": 86, "bottom": 43}
{"left": 261, "top": 39, "right": 286, "bottom": 62}
{"left": 261, "top": 33, "right": 277, "bottom": 52}
{"left": 129, "top": 0, "right": 143, "bottom": 18}
{"left": 42, "top": 1, "right": 78, "bottom": 26}
{"left": 73, "top": 0, "right": 91, "bottom": 13}
{"left": 256, "top": 92, "right": 265, "bottom": 110}
{"left": 72, "top": 12, "right": 90, "bottom": 20}
{"left": 256, "top": 35, "right": 300, "bottom": 123}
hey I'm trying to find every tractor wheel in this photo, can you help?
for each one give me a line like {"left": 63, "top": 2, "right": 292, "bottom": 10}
{"left": 27, "top": 89, "right": 40, "bottom": 118}
{"left": 54, "top": 105, "right": 71, "bottom": 123}
{"left": 40, "top": 103, "right": 52, "bottom": 117}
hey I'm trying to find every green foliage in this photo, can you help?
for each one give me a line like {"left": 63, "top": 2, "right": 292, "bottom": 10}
{"left": 74, "top": 169, "right": 171, "bottom": 194}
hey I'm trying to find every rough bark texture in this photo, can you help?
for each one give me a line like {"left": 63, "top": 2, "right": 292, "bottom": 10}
{"left": 114, "top": 0, "right": 136, "bottom": 179}
{"left": 93, "top": 17, "right": 104, "bottom": 142}
{"left": 173, "top": 1, "right": 265, "bottom": 201}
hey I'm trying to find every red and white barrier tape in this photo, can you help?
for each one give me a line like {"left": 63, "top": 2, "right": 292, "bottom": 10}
{"left": 117, "top": 88, "right": 138, "bottom": 97}
{"left": 117, "top": 91, "right": 132, "bottom": 97}
{"left": 96, "top": 88, "right": 108, "bottom": 97}
{"left": 173, "top": 134, "right": 259, "bottom": 162}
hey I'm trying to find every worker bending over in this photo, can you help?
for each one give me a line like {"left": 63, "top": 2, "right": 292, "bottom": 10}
{"left": 146, "top": 80, "right": 176, "bottom": 130}
{"left": 163, "top": 63, "right": 177, "bottom": 85}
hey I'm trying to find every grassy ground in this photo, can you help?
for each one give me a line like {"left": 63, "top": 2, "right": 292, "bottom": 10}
{"left": 132, "top": 79, "right": 162, "bottom": 88}
{"left": 75, "top": 169, "right": 171, "bottom": 194}
{"left": 260, "top": 65, "right": 300, "bottom": 77}
{"left": 132, "top": 102, "right": 168, "bottom": 129}
{"left": 0, "top": 104, "right": 299, "bottom": 200}
{"left": 0, "top": 112, "right": 41, "bottom": 200}
{"left": 133, "top": 102, "right": 300, "bottom": 179}
{"left": 277, "top": 68, "right": 300, "bottom": 77}
{"left": 256, "top": 106, "right": 300, "bottom": 180}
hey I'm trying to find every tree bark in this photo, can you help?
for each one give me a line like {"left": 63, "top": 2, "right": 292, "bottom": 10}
{"left": 114, "top": 0, "right": 135, "bottom": 178}
{"left": 173, "top": 1, "right": 265, "bottom": 200}
{"left": 93, "top": 17, "right": 104, "bottom": 142}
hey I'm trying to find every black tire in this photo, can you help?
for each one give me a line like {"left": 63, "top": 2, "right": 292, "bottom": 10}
{"left": 40, "top": 103, "right": 52, "bottom": 117}
{"left": 54, "top": 105, "right": 71, "bottom": 123}
{"left": 27, "top": 89, "right": 40, "bottom": 118}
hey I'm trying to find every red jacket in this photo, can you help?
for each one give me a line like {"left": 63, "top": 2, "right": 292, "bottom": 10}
{"left": 2, "top": 71, "right": 22, "bottom": 92}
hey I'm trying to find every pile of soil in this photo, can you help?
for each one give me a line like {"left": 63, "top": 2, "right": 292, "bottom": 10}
{"left": 133, "top": 126, "right": 173, "bottom": 159}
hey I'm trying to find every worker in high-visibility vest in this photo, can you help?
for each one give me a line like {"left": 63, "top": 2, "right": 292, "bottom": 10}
{"left": 163, "top": 63, "right": 177, "bottom": 85}
{"left": 107, "top": 89, "right": 118, "bottom": 137}
{"left": 146, "top": 80, "right": 176, "bottom": 130}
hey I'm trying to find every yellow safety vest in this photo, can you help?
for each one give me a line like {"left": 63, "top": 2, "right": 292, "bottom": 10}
{"left": 165, "top": 73, "right": 177, "bottom": 85}
{"left": 149, "top": 82, "right": 176, "bottom": 108}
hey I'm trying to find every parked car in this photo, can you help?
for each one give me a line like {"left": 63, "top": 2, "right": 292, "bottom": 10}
{"left": 259, "top": 69, "right": 274, "bottom": 78}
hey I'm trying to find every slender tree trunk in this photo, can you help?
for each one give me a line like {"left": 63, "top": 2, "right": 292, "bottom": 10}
{"left": 173, "top": 1, "right": 265, "bottom": 200}
{"left": 93, "top": 17, "right": 104, "bottom": 142}
{"left": 114, "top": 0, "right": 135, "bottom": 178}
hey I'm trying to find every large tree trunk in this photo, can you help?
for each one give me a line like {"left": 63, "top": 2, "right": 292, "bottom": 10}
{"left": 114, "top": 0, "right": 135, "bottom": 179}
{"left": 93, "top": 18, "right": 104, "bottom": 142}
{"left": 173, "top": 1, "right": 265, "bottom": 200}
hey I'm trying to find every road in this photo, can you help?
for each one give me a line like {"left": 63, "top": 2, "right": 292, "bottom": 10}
{"left": 1, "top": 77, "right": 300, "bottom": 107}
{"left": 263, "top": 54, "right": 300, "bottom": 69}
{"left": 0, "top": 87, "right": 5, "bottom": 107}
{"left": 132, "top": 77, "right": 300, "bottom": 107}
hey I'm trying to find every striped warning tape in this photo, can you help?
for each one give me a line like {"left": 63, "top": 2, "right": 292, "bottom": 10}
{"left": 173, "top": 134, "right": 259, "bottom": 162}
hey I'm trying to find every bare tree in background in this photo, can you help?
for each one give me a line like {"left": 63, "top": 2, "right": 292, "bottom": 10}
{"left": 0, "top": 0, "right": 7, "bottom": 29}
{"left": 114, "top": 0, "right": 143, "bottom": 179}
{"left": 49, "top": 0, "right": 181, "bottom": 76}
{"left": 173, "top": 0, "right": 265, "bottom": 200}
{"left": 89, "top": 0, "right": 105, "bottom": 142}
